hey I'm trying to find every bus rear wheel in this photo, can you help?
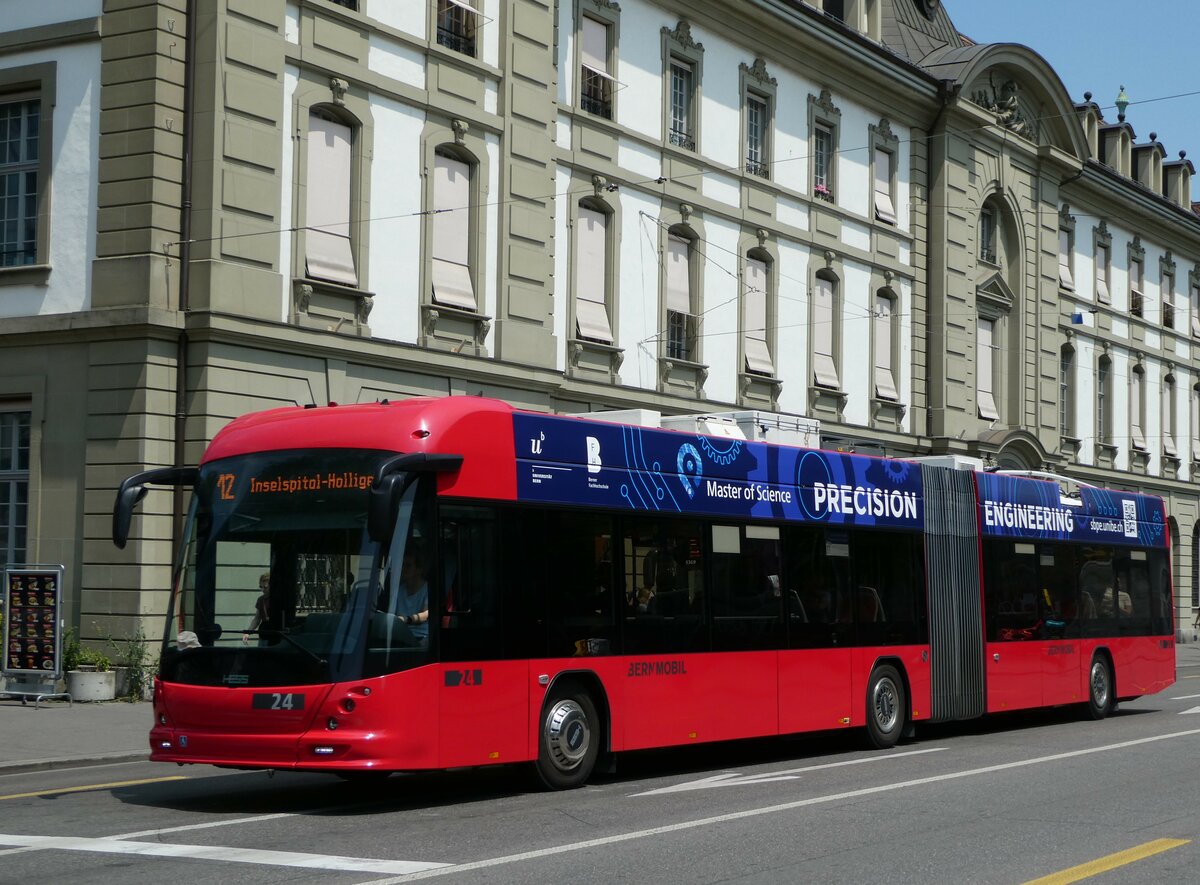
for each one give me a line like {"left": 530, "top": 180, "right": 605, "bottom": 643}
{"left": 535, "top": 690, "right": 599, "bottom": 790}
{"left": 1087, "top": 655, "right": 1114, "bottom": 720}
{"left": 865, "top": 664, "right": 906, "bottom": 749}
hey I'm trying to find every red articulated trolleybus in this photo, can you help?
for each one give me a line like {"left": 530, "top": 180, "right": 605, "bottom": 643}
{"left": 112, "top": 396, "right": 1175, "bottom": 788}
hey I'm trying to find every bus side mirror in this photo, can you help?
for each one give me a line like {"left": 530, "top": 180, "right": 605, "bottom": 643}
{"left": 368, "top": 473, "right": 405, "bottom": 543}
{"left": 113, "top": 466, "right": 199, "bottom": 549}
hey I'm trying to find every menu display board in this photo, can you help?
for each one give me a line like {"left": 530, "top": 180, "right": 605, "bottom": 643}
{"left": 3, "top": 566, "right": 64, "bottom": 678}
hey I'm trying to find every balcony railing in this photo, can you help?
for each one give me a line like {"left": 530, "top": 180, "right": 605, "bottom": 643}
{"left": 437, "top": 24, "right": 475, "bottom": 56}
{"left": 745, "top": 158, "right": 770, "bottom": 178}
{"left": 669, "top": 127, "right": 695, "bottom": 151}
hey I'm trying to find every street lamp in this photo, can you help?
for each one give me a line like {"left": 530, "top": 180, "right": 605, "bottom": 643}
{"left": 1115, "top": 85, "right": 1130, "bottom": 122}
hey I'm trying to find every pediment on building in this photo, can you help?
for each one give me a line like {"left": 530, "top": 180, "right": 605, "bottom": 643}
{"left": 976, "top": 270, "right": 1014, "bottom": 309}
{"left": 920, "top": 43, "right": 1088, "bottom": 161}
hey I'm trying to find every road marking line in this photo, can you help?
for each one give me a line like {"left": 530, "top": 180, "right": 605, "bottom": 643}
{"left": 109, "top": 812, "right": 297, "bottom": 840}
{"left": 0, "top": 835, "right": 450, "bottom": 876}
{"left": 0, "top": 776, "right": 186, "bottom": 801}
{"left": 1022, "top": 838, "right": 1190, "bottom": 884}
{"left": 358, "top": 727, "right": 1200, "bottom": 883}
{"left": 632, "top": 746, "right": 947, "bottom": 796}
{"left": 1169, "top": 693, "right": 1200, "bottom": 700}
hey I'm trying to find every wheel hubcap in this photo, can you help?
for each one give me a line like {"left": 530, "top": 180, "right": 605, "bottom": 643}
{"left": 1091, "top": 662, "right": 1109, "bottom": 707}
{"left": 545, "top": 700, "right": 590, "bottom": 772}
{"left": 873, "top": 679, "right": 899, "bottom": 733}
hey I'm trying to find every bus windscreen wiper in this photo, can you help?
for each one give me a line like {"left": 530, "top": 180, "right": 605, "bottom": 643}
{"left": 248, "top": 628, "right": 328, "bottom": 667}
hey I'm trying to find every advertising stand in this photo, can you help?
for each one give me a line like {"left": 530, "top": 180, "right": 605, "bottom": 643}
{"left": 2, "top": 564, "right": 71, "bottom": 707}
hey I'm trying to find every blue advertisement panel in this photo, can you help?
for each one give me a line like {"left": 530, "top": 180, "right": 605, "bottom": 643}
{"left": 976, "top": 472, "right": 1167, "bottom": 548}
{"left": 512, "top": 414, "right": 923, "bottom": 529}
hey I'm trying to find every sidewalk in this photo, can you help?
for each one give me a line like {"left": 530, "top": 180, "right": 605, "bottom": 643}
{"left": 1, "top": 643, "right": 1198, "bottom": 776}
{"left": 0, "top": 697, "right": 152, "bottom": 775}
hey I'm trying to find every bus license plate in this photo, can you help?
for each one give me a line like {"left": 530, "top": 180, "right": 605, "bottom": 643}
{"left": 252, "top": 692, "right": 305, "bottom": 711}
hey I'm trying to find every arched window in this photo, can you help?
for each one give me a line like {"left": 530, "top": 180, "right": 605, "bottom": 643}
{"left": 575, "top": 199, "right": 613, "bottom": 343}
{"left": 430, "top": 147, "right": 477, "bottom": 311}
{"left": 306, "top": 109, "right": 357, "bottom": 287}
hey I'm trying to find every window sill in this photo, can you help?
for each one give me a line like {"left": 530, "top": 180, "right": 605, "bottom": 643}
{"left": 292, "top": 278, "right": 374, "bottom": 336}
{"left": 0, "top": 264, "right": 51, "bottom": 287}
{"left": 659, "top": 357, "right": 708, "bottom": 397}
{"left": 421, "top": 302, "right": 492, "bottom": 356}
{"left": 568, "top": 338, "right": 624, "bottom": 382}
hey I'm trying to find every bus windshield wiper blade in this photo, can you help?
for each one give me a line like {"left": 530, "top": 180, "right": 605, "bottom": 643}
{"left": 250, "top": 628, "right": 328, "bottom": 667}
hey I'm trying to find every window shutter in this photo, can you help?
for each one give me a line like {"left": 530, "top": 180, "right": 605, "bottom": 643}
{"left": 1163, "top": 383, "right": 1177, "bottom": 456}
{"left": 1130, "top": 373, "right": 1145, "bottom": 449}
{"left": 666, "top": 235, "right": 692, "bottom": 314}
{"left": 873, "top": 294, "right": 898, "bottom": 400}
{"left": 743, "top": 258, "right": 773, "bottom": 375}
{"left": 873, "top": 149, "right": 895, "bottom": 224}
{"left": 1058, "top": 229, "right": 1074, "bottom": 289}
{"left": 977, "top": 318, "right": 999, "bottom": 420}
{"left": 812, "top": 276, "right": 839, "bottom": 388}
{"left": 1095, "top": 245, "right": 1110, "bottom": 304}
{"left": 581, "top": 17, "right": 608, "bottom": 73}
{"left": 575, "top": 207, "right": 613, "bottom": 343}
{"left": 431, "top": 153, "right": 477, "bottom": 310}
{"left": 305, "top": 114, "right": 357, "bottom": 286}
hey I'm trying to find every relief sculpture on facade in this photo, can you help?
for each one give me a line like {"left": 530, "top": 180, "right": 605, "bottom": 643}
{"left": 971, "top": 76, "right": 1031, "bottom": 139}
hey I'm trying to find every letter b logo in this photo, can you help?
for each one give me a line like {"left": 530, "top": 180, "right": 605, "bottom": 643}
{"left": 586, "top": 436, "right": 602, "bottom": 474}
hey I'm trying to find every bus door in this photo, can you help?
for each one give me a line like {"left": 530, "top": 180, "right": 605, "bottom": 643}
{"left": 1035, "top": 544, "right": 1082, "bottom": 706}
{"left": 984, "top": 540, "right": 1079, "bottom": 710}
{"left": 778, "top": 526, "right": 854, "bottom": 733}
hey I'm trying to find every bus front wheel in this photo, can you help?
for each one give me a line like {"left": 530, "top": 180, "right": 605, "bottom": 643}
{"left": 535, "top": 690, "right": 599, "bottom": 790}
{"left": 1087, "top": 655, "right": 1114, "bottom": 720}
{"left": 865, "top": 664, "right": 906, "bottom": 749}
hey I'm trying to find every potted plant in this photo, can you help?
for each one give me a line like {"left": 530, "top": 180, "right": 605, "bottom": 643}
{"left": 64, "top": 628, "right": 116, "bottom": 702}
{"left": 104, "top": 625, "right": 152, "bottom": 701}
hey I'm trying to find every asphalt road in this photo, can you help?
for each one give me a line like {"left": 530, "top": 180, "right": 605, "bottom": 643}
{"left": 3, "top": 674, "right": 1200, "bottom": 885}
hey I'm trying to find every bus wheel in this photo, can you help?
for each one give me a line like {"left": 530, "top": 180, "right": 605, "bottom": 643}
{"left": 865, "top": 664, "right": 906, "bottom": 749}
{"left": 1087, "top": 655, "right": 1114, "bottom": 720}
{"left": 535, "top": 690, "right": 599, "bottom": 790}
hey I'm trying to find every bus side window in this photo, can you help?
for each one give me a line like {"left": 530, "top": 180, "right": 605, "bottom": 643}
{"left": 439, "top": 506, "right": 502, "bottom": 662}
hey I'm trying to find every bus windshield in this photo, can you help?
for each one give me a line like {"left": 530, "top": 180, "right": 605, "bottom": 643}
{"left": 161, "top": 448, "right": 433, "bottom": 687}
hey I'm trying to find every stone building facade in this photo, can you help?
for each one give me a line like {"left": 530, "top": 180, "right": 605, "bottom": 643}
{"left": 0, "top": 0, "right": 1196, "bottom": 649}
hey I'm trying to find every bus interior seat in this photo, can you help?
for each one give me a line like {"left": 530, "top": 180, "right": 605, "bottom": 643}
{"left": 787, "top": 590, "right": 807, "bottom": 621}
{"left": 857, "top": 586, "right": 885, "bottom": 622}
